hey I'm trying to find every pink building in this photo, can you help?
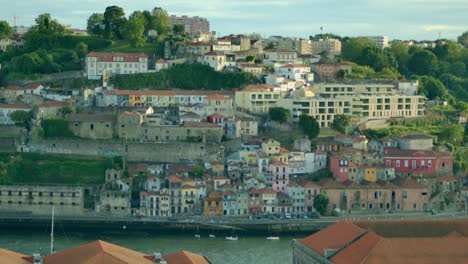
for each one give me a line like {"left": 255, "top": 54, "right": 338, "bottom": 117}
{"left": 300, "top": 180, "right": 321, "bottom": 212}
{"left": 320, "top": 177, "right": 429, "bottom": 213}
{"left": 383, "top": 148, "right": 453, "bottom": 178}
{"left": 329, "top": 154, "right": 355, "bottom": 182}
{"left": 268, "top": 162, "right": 289, "bottom": 193}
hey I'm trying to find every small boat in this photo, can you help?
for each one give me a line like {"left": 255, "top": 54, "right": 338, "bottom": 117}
{"left": 194, "top": 234, "right": 201, "bottom": 238}
{"left": 209, "top": 234, "right": 216, "bottom": 238}
{"left": 267, "top": 236, "right": 280, "bottom": 240}
{"left": 225, "top": 236, "right": 238, "bottom": 241}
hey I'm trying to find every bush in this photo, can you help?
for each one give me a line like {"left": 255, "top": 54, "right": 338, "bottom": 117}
{"left": 112, "top": 63, "right": 258, "bottom": 90}
{"left": 42, "top": 119, "right": 75, "bottom": 138}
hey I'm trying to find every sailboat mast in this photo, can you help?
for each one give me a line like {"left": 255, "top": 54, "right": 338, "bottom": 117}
{"left": 50, "top": 205, "right": 54, "bottom": 254}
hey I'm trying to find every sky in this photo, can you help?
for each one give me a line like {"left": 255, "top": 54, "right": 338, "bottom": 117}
{"left": 1, "top": 0, "right": 467, "bottom": 41}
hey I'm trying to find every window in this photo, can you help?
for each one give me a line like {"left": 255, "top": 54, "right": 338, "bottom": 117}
{"left": 396, "top": 160, "right": 400, "bottom": 167}
{"left": 404, "top": 160, "right": 408, "bottom": 167}
{"left": 90, "top": 124, "right": 94, "bottom": 130}
{"left": 412, "top": 160, "right": 416, "bottom": 169}
{"left": 403, "top": 191, "right": 408, "bottom": 199}
{"left": 428, "top": 160, "right": 432, "bottom": 167}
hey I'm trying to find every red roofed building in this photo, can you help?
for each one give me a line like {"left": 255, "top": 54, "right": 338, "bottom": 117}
{"left": 86, "top": 52, "right": 149, "bottom": 80}
{"left": 383, "top": 148, "right": 453, "bottom": 179}
{"left": 293, "top": 220, "right": 468, "bottom": 264}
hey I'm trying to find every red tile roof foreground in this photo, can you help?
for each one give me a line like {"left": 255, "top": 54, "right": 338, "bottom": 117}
{"left": 163, "top": 250, "right": 211, "bottom": 264}
{"left": 1, "top": 240, "right": 211, "bottom": 264}
{"left": 300, "top": 220, "right": 468, "bottom": 264}
{"left": 0, "top": 248, "right": 30, "bottom": 264}
{"left": 300, "top": 221, "right": 366, "bottom": 256}
{"left": 0, "top": 104, "right": 31, "bottom": 110}
{"left": 40, "top": 240, "right": 155, "bottom": 264}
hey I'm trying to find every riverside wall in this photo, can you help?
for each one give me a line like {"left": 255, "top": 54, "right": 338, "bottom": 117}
{"left": 27, "top": 139, "right": 224, "bottom": 163}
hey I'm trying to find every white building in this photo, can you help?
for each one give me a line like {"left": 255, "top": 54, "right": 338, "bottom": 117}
{"left": 397, "top": 80, "right": 419, "bottom": 96}
{"left": 140, "top": 190, "right": 171, "bottom": 217}
{"left": 276, "top": 64, "right": 314, "bottom": 84}
{"left": 155, "top": 59, "right": 169, "bottom": 72}
{"left": 199, "top": 52, "right": 226, "bottom": 71}
{"left": 362, "top": 36, "right": 389, "bottom": 49}
{"left": 264, "top": 50, "right": 298, "bottom": 65}
{"left": 0, "top": 104, "right": 32, "bottom": 124}
{"left": 85, "top": 52, "right": 149, "bottom": 80}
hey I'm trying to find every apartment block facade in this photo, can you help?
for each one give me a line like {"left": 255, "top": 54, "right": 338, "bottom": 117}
{"left": 85, "top": 52, "right": 148, "bottom": 80}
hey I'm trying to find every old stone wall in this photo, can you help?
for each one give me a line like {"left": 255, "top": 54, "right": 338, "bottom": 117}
{"left": 28, "top": 139, "right": 224, "bottom": 163}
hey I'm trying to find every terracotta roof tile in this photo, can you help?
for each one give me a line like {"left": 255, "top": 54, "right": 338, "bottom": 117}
{"left": 0, "top": 248, "right": 30, "bottom": 264}
{"left": 162, "top": 250, "right": 211, "bottom": 264}
{"left": 0, "top": 104, "right": 31, "bottom": 110}
{"left": 300, "top": 221, "right": 366, "bottom": 256}
{"left": 37, "top": 101, "right": 68, "bottom": 108}
{"left": 42, "top": 240, "right": 155, "bottom": 264}
{"left": 330, "top": 231, "right": 382, "bottom": 264}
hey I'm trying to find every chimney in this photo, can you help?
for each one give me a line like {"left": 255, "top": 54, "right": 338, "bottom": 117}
{"left": 153, "top": 252, "right": 167, "bottom": 264}
{"left": 33, "top": 253, "right": 43, "bottom": 264}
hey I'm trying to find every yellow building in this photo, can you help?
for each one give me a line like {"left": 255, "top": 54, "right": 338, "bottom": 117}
{"left": 204, "top": 191, "right": 223, "bottom": 217}
{"left": 262, "top": 138, "right": 281, "bottom": 156}
{"left": 234, "top": 84, "right": 281, "bottom": 113}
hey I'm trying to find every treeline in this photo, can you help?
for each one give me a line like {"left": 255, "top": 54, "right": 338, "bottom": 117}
{"left": 112, "top": 63, "right": 258, "bottom": 90}
{"left": 87, "top": 6, "right": 183, "bottom": 47}
{"left": 0, "top": 15, "right": 112, "bottom": 77}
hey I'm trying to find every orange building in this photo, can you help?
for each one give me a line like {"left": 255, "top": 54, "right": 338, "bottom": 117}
{"left": 204, "top": 190, "right": 223, "bottom": 217}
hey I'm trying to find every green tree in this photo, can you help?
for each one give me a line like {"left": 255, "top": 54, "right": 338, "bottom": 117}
{"left": 331, "top": 114, "right": 351, "bottom": 134}
{"left": 10, "top": 52, "right": 44, "bottom": 74}
{"left": 245, "top": 55, "right": 255, "bottom": 62}
{"left": 10, "top": 110, "right": 31, "bottom": 128}
{"left": 359, "top": 46, "right": 398, "bottom": 71}
{"left": 122, "top": 13, "right": 146, "bottom": 48}
{"left": 173, "top": 24, "right": 185, "bottom": 35}
{"left": 86, "top": 13, "right": 105, "bottom": 36}
{"left": 457, "top": 31, "right": 468, "bottom": 48}
{"left": 375, "top": 67, "right": 400, "bottom": 80}
{"left": 388, "top": 40, "right": 410, "bottom": 74}
{"left": 408, "top": 50, "right": 439, "bottom": 75}
{"left": 192, "top": 165, "right": 205, "bottom": 178}
{"left": 342, "top": 37, "right": 377, "bottom": 62}
{"left": 103, "top": 5, "right": 126, "bottom": 39}
{"left": 269, "top": 107, "right": 290, "bottom": 123}
{"left": 75, "top": 42, "right": 88, "bottom": 58}
{"left": 313, "top": 194, "right": 329, "bottom": 215}
{"left": 61, "top": 106, "right": 74, "bottom": 116}
{"left": 24, "top": 13, "right": 65, "bottom": 50}
{"left": 0, "top": 21, "right": 13, "bottom": 39}
{"left": 419, "top": 76, "right": 447, "bottom": 100}
{"left": 150, "top": 7, "right": 171, "bottom": 36}
{"left": 439, "top": 124, "right": 464, "bottom": 144}
{"left": 42, "top": 119, "right": 75, "bottom": 138}
{"left": 299, "top": 115, "right": 320, "bottom": 139}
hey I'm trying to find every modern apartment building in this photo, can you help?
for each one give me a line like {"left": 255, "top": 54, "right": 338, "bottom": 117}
{"left": 234, "top": 84, "right": 282, "bottom": 113}
{"left": 310, "top": 38, "right": 342, "bottom": 56}
{"left": 170, "top": 15, "right": 210, "bottom": 34}
{"left": 85, "top": 52, "right": 148, "bottom": 80}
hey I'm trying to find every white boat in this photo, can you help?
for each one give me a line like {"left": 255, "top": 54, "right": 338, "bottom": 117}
{"left": 194, "top": 234, "right": 201, "bottom": 238}
{"left": 209, "top": 234, "right": 216, "bottom": 238}
{"left": 225, "top": 236, "right": 238, "bottom": 241}
{"left": 267, "top": 236, "right": 280, "bottom": 240}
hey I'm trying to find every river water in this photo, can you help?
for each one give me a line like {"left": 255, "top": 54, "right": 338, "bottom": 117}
{"left": 0, "top": 229, "right": 303, "bottom": 264}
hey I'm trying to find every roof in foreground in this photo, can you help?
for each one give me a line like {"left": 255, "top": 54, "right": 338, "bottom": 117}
{"left": 0, "top": 248, "right": 30, "bottom": 264}
{"left": 41, "top": 240, "right": 155, "bottom": 264}
{"left": 298, "top": 220, "right": 468, "bottom": 264}
{"left": 163, "top": 250, "right": 212, "bottom": 264}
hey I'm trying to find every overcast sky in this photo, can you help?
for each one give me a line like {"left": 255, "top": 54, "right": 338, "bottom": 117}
{"left": 1, "top": 0, "right": 467, "bottom": 40}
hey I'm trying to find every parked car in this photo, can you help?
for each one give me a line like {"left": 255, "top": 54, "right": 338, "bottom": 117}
{"left": 310, "top": 212, "right": 320, "bottom": 219}
{"left": 302, "top": 215, "right": 308, "bottom": 219}
{"left": 285, "top": 213, "right": 291, "bottom": 219}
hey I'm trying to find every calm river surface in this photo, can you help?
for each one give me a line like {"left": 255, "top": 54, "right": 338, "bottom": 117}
{"left": 0, "top": 229, "right": 303, "bottom": 264}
